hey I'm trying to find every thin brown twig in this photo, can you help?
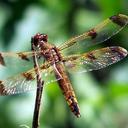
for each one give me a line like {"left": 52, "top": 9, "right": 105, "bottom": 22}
{"left": 31, "top": 42, "right": 44, "bottom": 128}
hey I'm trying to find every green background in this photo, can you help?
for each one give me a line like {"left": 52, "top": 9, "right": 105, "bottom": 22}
{"left": 0, "top": 0, "right": 128, "bottom": 128}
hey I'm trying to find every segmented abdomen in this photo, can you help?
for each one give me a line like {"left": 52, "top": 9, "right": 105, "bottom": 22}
{"left": 55, "top": 63, "right": 80, "bottom": 117}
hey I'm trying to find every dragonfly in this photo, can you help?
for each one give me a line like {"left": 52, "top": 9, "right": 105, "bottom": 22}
{"left": 0, "top": 14, "right": 128, "bottom": 118}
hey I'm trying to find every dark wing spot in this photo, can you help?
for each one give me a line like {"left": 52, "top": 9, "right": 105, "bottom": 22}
{"left": 17, "top": 53, "right": 30, "bottom": 61}
{"left": 87, "top": 52, "right": 96, "bottom": 60}
{"left": 110, "top": 14, "right": 128, "bottom": 27}
{"left": 22, "top": 72, "right": 35, "bottom": 81}
{"left": 88, "top": 29, "right": 97, "bottom": 39}
{"left": 0, "top": 81, "right": 7, "bottom": 95}
{"left": 0, "top": 53, "right": 5, "bottom": 66}
{"left": 110, "top": 46, "right": 128, "bottom": 59}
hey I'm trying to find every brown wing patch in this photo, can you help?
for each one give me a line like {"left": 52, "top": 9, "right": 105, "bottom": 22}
{"left": 0, "top": 80, "right": 7, "bottom": 95}
{"left": 86, "top": 52, "right": 96, "bottom": 60}
{"left": 110, "top": 46, "right": 128, "bottom": 60}
{"left": 0, "top": 53, "right": 5, "bottom": 66}
{"left": 22, "top": 72, "right": 35, "bottom": 81}
{"left": 17, "top": 52, "right": 30, "bottom": 61}
{"left": 110, "top": 14, "right": 128, "bottom": 27}
{"left": 88, "top": 29, "right": 97, "bottom": 39}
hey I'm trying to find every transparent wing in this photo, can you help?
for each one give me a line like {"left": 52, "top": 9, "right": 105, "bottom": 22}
{"left": 0, "top": 46, "right": 127, "bottom": 95}
{"left": 0, "top": 63, "right": 61, "bottom": 95}
{"left": 58, "top": 14, "right": 128, "bottom": 54}
{"left": 63, "top": 46, "right": 127, "bottom": 73}
{"left": 0, "top": 51, "right": 45, "bottom": 74}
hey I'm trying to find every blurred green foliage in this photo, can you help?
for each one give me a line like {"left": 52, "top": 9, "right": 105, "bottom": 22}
{"left": 0, "top": 0, "right": 128, "bottom": 128}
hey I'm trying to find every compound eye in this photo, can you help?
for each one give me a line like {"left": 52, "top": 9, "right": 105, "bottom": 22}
{"left": 42, "top": 34, "right": 48, "bottom": 42}
{"left": 32, "top": 33, "right": 48, "bottom": 46}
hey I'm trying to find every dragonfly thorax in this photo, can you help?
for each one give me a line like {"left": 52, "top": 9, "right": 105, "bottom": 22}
{"left": 32, "top": 33, "right": 63, "bottom": 64}
{"left": 42, "top": 47, "right": 62, "bottom": 65}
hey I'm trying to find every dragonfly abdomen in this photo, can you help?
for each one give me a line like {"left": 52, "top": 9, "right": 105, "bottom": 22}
{"left": 55, "top": 63, "right": 81, "bottom": 118}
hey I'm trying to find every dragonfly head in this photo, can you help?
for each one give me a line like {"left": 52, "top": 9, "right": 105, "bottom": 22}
{"left": 31, "top": 33, "right": 48, "bottom": 48}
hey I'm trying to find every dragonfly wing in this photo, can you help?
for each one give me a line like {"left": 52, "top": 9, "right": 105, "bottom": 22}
{"left": 0, "top": 68, "right": 37, "bottom": 95}
{"left": 0, "top": 51, "right": 45, "bottom": 74}
{"left": 63, "top": 46, "right": 127, "bottom": 73}
{"left": 0, "top": 73, "right": 35, "bottom": 95}
{"left": 58, "top": 14, "right": 128, "bottom": 54}
{"left": 0, "top": 63, "right": 62, "bottom": 95}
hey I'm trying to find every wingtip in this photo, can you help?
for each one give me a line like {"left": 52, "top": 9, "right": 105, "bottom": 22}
{"left": 109, "top": 14, "right": 128, "bottom": 27}
{"left": 110, "top": 46, "right": 128, "bottom": 59}
{"left": 117, "top": 46, "right": 128, "bottom": 57}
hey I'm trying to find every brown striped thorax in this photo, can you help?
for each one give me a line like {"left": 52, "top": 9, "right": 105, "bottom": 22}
{"left": 32, "top": 33, "right": 63, "bottom": 65}
{"left": 0, "top": 14, "right": 128, "bottom": 118}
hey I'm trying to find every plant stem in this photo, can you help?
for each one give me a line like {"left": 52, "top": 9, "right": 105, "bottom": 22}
{"left": 31, "top": 43, "right": 44, "bottom": 128}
